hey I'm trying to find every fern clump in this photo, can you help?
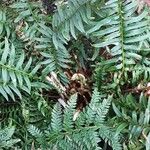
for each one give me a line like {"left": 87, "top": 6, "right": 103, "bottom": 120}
{"left": 0, "top": 0, "right": 150, "bottom": 149}
{"left": 28, "top": 89, "right": 122, "bottom": 150}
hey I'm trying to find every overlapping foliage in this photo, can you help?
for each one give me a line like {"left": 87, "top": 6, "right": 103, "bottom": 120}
{"left": 0, "top": 126, "right": 20, "bottom": 148}
{"left": 28, "top": 90, "right": 121, "bottom": 150}
{"left": 0, "top": 0, "right": 150, "bottom": 149}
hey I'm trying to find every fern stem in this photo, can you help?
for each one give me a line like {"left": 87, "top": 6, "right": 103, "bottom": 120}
{"left": 0, "top": 63, "right": 33, "bottom": 77}
{"left": 0, "top": 63, "right": 42, "bottom": 82}
{"left": 118, "top": 0, "right": 125, "bottom": 72}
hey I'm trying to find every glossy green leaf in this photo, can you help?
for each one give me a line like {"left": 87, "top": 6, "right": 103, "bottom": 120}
{"left": 1, "top": 38, "right": 9, "bottom": 64}
{"left": 0, "top": 86, "right": 8, "bottom": 101}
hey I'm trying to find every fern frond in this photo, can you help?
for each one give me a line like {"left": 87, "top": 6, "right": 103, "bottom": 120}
{"left": 27, "top": 125, "right": 43, "bottom": 138}
{"left": 112, "top": 92, "right": 150, "bottom": 149}
{"left": 0, "top": 38, "right": 40, "bottom": 101}
{"left": 88, "top": 0, "right": 150, "bottom": 73}
{"left": 63, "top": 93, "right": 77, "bottom": 130}
{"left": 27, "top": 124, "right": 49, "bottom": 149}
{"left": 85, "top": 88, "right": 111, "bottom": 124}
{"left": 41, "top": 48, "right": 71, "bottom": 76}
{"left": 0, "top": 126, "right": 20, "bottom": 148}
{"left": 28, "top": 89, "right": 121, "bottom": 150}
{"left": 51, "top": 103, "right": 63, "bottom": 132}
{"left": 52, "top": 0, "right": 93, "bottom": 40}
{"left": 11, "top": 0, "right": 43, "bottom": 23}
{"left": 11, "top": 0, "right": 71, "bottom": 77}
{"left": 22, "top": 92, "right": 51, "bottom": 125}
{"left": 0, "top": 10, "right": 11, "bottom": 38}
